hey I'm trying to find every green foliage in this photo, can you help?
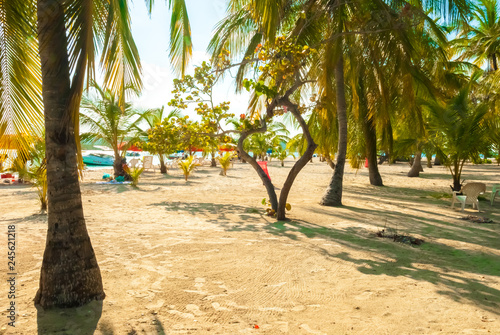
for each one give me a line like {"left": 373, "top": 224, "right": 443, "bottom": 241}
{"left": 168, "top": 61, "right": 235, "bottom": 153}
{"left": 128, "top": 167, "right": 144, "bottom": 187}
{"left": 80, "top": 82, "right": 144, "bottom": 157}
{"left": 425, "top": 84, "right": 489, "bottom": 187}
{"left": 217, "top": 152, "right": 235, "bottom": 176}
{"left": 272, "top": 146, "right": 294, "bottom": 165}
{"left": 178, "top": 156, "right": 199, "bottom": 181}
{"left": 261, "top": 198, "right": 291, "bottom": 216}
{"left": 10, "top": 138, "right": 47, "bottom": 211}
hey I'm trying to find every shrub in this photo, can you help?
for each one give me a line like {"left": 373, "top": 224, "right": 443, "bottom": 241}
{"left": 129, "top": 167, "right": 144, "bottom": 187}
{"left": 178, "top": 156, "right": 199, "bottom": 181}
{"left": 217, "top": 152, "right": 235, "bottom": 176}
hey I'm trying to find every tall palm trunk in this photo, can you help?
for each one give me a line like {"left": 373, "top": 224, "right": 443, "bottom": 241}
{"left": 35, "top": 0, "right": 104, "bottom": 308}
{"left": 321, "top": 52, "right": 347, "bottom": 206}
{"left": 358, "top": 75, "right": 383, "bottom": 186}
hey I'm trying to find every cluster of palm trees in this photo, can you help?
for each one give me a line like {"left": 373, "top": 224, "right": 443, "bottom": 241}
{"left": 1, "top": 0, "right": 499, "bottom": 309}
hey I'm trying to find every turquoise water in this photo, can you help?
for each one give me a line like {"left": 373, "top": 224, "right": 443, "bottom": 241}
{"left": 82, "top": 150, "right": 208, "bottom": 170}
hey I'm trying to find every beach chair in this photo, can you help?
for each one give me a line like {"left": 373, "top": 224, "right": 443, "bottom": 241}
{"left": 142, "top": 156, "right": 157, "bottom": 173}
{"left": 451, "top": 182, "right": 486, "bottom": 211}
{"left": 491, "top": 185, "right": 500, "bottom": 205}
{"left": 128, "top": 158, "right": 140, "bottom": 169}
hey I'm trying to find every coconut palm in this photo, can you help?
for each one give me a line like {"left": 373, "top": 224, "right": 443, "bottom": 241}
{"left": 272, "top": 146, "right": 294, "bottom": 167}
{"left": 34, "top": 0, "right": 143, "bottom": 308}
{"left": 80, "top": 82, "right": 145, "bottom": 177}
{"left": 178, "top": 155, "right": 199, "bottom": 181}
{"left": 210, "top": 0, "right": 472, "bottom": 207}
{"left": 1, "top": 0, "right": 194, "bottom": 309}
{"left": 454, "top": 0, "right": 500, "bottom": 71}
{"left": 425, "top": 83, "right": 488, "bottom": 191}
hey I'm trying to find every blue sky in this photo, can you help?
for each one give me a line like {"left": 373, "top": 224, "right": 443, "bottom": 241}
{"left": 129, "top": 0, "right": 251, "bottom": 120}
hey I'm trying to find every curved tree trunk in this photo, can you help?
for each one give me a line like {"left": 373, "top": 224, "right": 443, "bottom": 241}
{"left": 276, "top": 100, "right": 317, "bottom": 220}
{"left": 321, "top": 51, "right": 347, "bottom": 206}
{"left": 237, "top": 123, "right": 278, "bottom": 211}
{"left": 407, "top": 151, "right": 423, "bottom": 177}
{"left": 35, "top": 0, "right": 104, "bottom": 308}
{"left": 358, "top": 74, "right": 383, "bottom": 186}
{"left": 326, "top": 156, "right": 335, "bottom": 170}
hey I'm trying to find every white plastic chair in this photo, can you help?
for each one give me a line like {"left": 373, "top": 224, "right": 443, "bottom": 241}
{"left": 491, "top": 185, "right": 500, "bottom": 205}
{"left": 142, "top": 156, "right": 157, "bottom": 173}
{"left": 128, "top": 158, "right": 140, "bottom": 169}
{"left": 451, "top": 182, "right": 486, "bottom": 211}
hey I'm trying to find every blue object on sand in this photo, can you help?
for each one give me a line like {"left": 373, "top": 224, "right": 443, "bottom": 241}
{"left": 102, "top": 173, "right": 111, "bottom": 179}
{"left": 115, "top": 176, "right": 125, "bottom": 182}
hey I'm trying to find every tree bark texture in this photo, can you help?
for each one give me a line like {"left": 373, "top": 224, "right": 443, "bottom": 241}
{"left": 358, "top": 75, "right": 383, "bottom": 186}
{"left": 321, "top": 52, "right": 347, "bottom": 206}
{"left": 276, "top": 99, "right": 317, "bottom": 220}
{"left": 35, "top": 0, "right": 105, "bottom": 308}
{"left": 407, "top": 151, "right": 423, "bottom": 177}
{"left": 237, "top": 124, "right": 278, "bottom": 211}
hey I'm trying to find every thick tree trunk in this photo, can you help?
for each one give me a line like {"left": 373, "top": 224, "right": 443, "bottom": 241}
{"left": 113, "top": 153, "right": 123, "bottom": 177}
{"left": 211, "top": 149, "right": 217, "bottom": 167}
{"left": 281, "top": 160, "right": 284, "bottom": 167}
{"left": 35, "top": 0, "right": 104, "bottom": 308}
{"left": 159, "top": 155, "right": 167, "bottom": 174}
{"left": 321, "top": 52, "right": 347, "bottom": 206}
{"left": 407, "top": 151, "right": 423, "bottom": 177}
{"left": 434, "top": 155, "right": 441, "bottom": 166}
{"left": 452, "top": 175, "right": 462, "bottom": 192}
{"left": 358, "top": 75, "right": 383, "bottom": 186}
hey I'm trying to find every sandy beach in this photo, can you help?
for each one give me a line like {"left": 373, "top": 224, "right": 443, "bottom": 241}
{"left": 1, "top": 159, "right": 499, "bottom": 334}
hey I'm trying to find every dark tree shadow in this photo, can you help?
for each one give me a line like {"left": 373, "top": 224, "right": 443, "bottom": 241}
{"left": 36, "top": 300, "right": 103, "bottom": 334}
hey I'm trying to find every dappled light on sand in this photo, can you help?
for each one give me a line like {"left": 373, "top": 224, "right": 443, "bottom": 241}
{"left": 1, "top": 160, "right": 499, "bottom": 334}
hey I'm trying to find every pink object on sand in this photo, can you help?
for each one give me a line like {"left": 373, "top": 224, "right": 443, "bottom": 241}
{"left": 257, "top": 161, "right": 271, "bottom": 181}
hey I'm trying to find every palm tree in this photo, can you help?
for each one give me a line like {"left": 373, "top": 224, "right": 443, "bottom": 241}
{"left": 80, "top": 82, "right": 145, "bottom": 177}
{"left": 454, "top": 0, "right": 500, "bottom": 71}
{"left": 3, "top": 0, "right": 192, "bottom": 309}
{"left": 33, "top": 0, "right": 142, "bottom": 308}
{"left": 0, "top": 1, "right": 43, "bottom": 159}
{"left": 425, "top": 83, "right": 488, "bottom": 191}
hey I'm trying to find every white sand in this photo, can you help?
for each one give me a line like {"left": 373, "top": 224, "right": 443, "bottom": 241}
{"left": 1, "top": 159, "right": 499, "bottom": 334}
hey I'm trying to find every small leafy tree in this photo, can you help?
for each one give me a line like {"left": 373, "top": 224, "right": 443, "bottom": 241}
{"left": 140, "top": 117, "right": 182, "bottom": 173}
{"left": 168, "top": 61, "right": 235, "bottom": 165}
{"left": 137, "top": 106, "right": 182, "bottom": 173}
